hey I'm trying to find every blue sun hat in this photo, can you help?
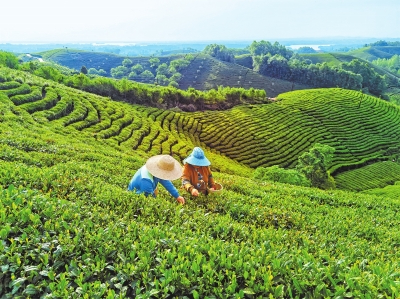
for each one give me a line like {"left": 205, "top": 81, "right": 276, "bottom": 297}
{"left": 183, "top": 147, "right": 211, "bottom": 166}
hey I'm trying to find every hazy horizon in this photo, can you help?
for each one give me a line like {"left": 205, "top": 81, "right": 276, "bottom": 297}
{"left": 1, "top": 0, "right": 399, "bottom": 43}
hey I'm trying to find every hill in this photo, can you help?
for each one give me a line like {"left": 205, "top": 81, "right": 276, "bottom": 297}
{"left": 1, "top": 66, "right": 400, "bottom": 297}
{"left": 178, "top": 54, "right": 311, "bottom": 97}
{"left": 2, "top": 66, "right": 400, "bottom": 181}
{"left": 299, "top": 53, "right": 357, "bottom": 65}
{"left": 35, "top": 48, "right": 183, "bottom": 79}
{"left": 293, "top": 52, "right": 400, "bottom": 82}
{"left": 348, "top": 46, "right": 400, "bottom": 62}
{"left": 298, "top": 52, "right": 400, "bottom": 100}
{"left": 33, "top": 49, "right": 311, "bottom": 97}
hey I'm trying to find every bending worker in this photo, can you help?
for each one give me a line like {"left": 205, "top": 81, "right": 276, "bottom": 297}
{"left": 182, "top": 147, "right": 215, "bottom": 196}
{"left": 128, "top": 155, "right": 185, "bottom": 204}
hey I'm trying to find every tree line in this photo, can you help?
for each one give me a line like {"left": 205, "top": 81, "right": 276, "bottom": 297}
{"left": 204, "top": 41, "right": 398, "bottom": 98}
{"left": 249, "top": 40, "right": 390, "bottom": 97}
{"left": 106, "top": 55, "right": 195, "bottom": 88}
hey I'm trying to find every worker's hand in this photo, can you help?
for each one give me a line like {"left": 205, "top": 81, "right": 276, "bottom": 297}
{"left": 191, "top": 188, "right": 199, "bottom": 197}
{"left": 176, "top": 196, "right": 185, "bottom": 204}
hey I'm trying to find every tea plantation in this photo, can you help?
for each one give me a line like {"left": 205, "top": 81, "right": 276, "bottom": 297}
{"left": 1, "top": 66, "right": 400, "bottom": 298}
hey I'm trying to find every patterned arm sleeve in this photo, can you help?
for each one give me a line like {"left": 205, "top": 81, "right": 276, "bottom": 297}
{"left": 182, "top": 164, "right": 194, "bottom": 193}
{"left": 208, "top": 167, "right": 215, "bottom": 188}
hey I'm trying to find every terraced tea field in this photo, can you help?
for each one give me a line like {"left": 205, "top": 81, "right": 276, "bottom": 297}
{"left": 335, "top": 161, "right": 400, "bottom": 191}
{"left": 1, "top": 66, "right": 400, "bottom": 298}
{"left": 179, "top": 54, "right": 310, "bottom": 97}
{"left": 2, "top": 67, "right": 400, "bottom": 178}
{"left": 40, "top": 50, "right": 310, "bottom": 97}
{"left": 190, "top": 88, "right": 400, "bottom": 175}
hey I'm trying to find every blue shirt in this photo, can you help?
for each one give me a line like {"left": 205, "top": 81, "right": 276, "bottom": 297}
{"left": 127, "top": 166, "right": 180, "bottom": 198}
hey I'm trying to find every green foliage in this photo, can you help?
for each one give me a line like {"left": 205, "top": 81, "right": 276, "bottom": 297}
{"left": 149, "top": 57, "right": 160, "bottom": 68}
{"left": 251, "top": 43, "right": 389, "bottom": 96}
{"left": 253, "top": 165, "right": 310, "bottom": 186}
{"left": 248, "top": 40, "right": 293, "bottom": 59}
{"left": 19, "top": 61, "right": 268, "bottom": 109}
{"left": 140, "top": 70, "right": 154, "bottom": 80}
{"left": 170, "top": 58, "right": 190, "bottom": 71}
{"left": 80, "top": 65, "right": 88, "bottom": 74}
{"left": 131, "top": 63, "right": 144, "bottom": 74}
{"left": 363, "top": 180, "right": 400, "bottom": 198}
{"left": 372, "top": 55, "right": 400, "bottom": 76}
{"left": 34, "top": 66, "right": 63, "bottom": 82}
{"left": 88, "top": 68, "right": 107, "bottom": 76}
{"left": 203, "top": 44, "right": 235, "bottom": 63}
{"left": 254, "top": 55, "right": 366, "bottom": 92}
{"left": 156, "top": 63, "right": 169, "bottom": 76}
{"left": 335, "top": 161, "right": 400, "bottom": 191}
{"left": 110, "top": 65, "right": 129, "bottom": 79}
{"left": 168, "top": 81, "right": 179, "bottom": 88}
{"left": 296, "top": 143, "right": 335, "bottom": 189}
{"left": 368, "top": 40, "right": 400, "bottom": 47}
{"left": 0, "top": 51, "right": 19, "bottom": 69}
{"left": 1, "top": 67, "right": 400, "bottom": 298}
{"left": 341, "top": 59, "right": 387, "bottom": 95}
{"left": 296, "top": 47, "right": 317, "bottom": 54}
{"left": 122, "top": 58, "right": 133, "bottom": 67}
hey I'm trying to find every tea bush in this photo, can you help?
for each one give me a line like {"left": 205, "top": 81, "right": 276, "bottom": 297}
{"left": 1, "top": 66, "right": 400, "bottom": 298}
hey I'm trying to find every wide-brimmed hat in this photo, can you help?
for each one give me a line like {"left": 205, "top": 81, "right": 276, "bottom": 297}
{"left": 183, "top": 147, "right": 211, "bottom": 166}
{"left": 145, "top": 155, "right": 182, "bottom": 180}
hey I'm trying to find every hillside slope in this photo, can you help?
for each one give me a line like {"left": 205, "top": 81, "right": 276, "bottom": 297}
{"left": 36, "top": 48, "right": 182, "bottom": 80}
{"left": 37, "top": 49, "right": 311, "bottom": 97}
{"left": 348, "top": 46, "right": 400, "bottom": 61}
{"left": 190, "top": 88, "right": 400, "bottom": 174}
{"left": 1, "top": 66, "right": 400, "bottom": 298}
{"left": 1, "top": 67, "right": 400, "bottom": 178}
{"left": 178, "top": 54, "right": 311, "bottom": 97}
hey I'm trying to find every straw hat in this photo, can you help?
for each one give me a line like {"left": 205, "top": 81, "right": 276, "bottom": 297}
{"left": 183, "top": 147, "right": 211, "bottom": 166}
{"left": 145, "top": 155, "right": 182, "bottom": 180}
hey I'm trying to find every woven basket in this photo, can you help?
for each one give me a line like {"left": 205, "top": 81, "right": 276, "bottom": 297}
{"left": 208, "top": 182, "right": 223, "bottom": 194}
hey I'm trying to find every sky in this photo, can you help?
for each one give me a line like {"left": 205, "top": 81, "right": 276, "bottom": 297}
{"left": 1, "top": 0, "right": 399, "bottom": 43}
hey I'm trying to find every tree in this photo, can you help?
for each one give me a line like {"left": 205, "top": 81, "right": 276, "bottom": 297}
{"left": 296, "top": 46, "right": 317, "bottom": 54}
{"left": 170, "top": 58, "right": 190, "bottom": 71}
{"left": 203, "top": 44, "right": 235, "bottom": 62}
{"left": 128, "top": 71, "right": 137, "bottom": 79}
{"left": 155, "top": 74, "right": 169, "bottom": 86}
{"left": 296, "top": 143, "right": 335, "bottom": 189}
{"left": 248, "top": 40, "right": 293, "bottom": 59}
{"left": 342, "top": 59, "right": 387, "bottom": 95}
{"left": 131, "top": 64, "right": 144, "bottom": 73}
{"left": 168, "top": 81, "right": 179, "bottom": 88}
{"left": 88, "top": 68, "right": 98, "bottom": 75}
{"left": 170, "top": 72, "right": 182, "bottom": 82}
{"left": 156, "top": 63, "right": 169, "bottom": 76}
{"left": 80, "top": 65, "right": 88, "bottom": 74}
{"left": 110, "top": 66, "right": 128, "bottom": 78}
{"left": 97, "top": 69, "right": 107, "bottom": 76}
{"left": 122, "top": 59, "right": 133, "bottom": 67}
{"left": 253, "top": 165, "right": 310, "bottom": 187}
{"left": 140, "top": 70, "right": 155, "bottom": 80}
{"left": 0, "top": 51, "right": 19, "bottom": 69}
{"left": 34, "top": 66, "right": 63, "bottom": 82}
{"left": 149, "top": 57, "right": 160, "bottom": 68}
